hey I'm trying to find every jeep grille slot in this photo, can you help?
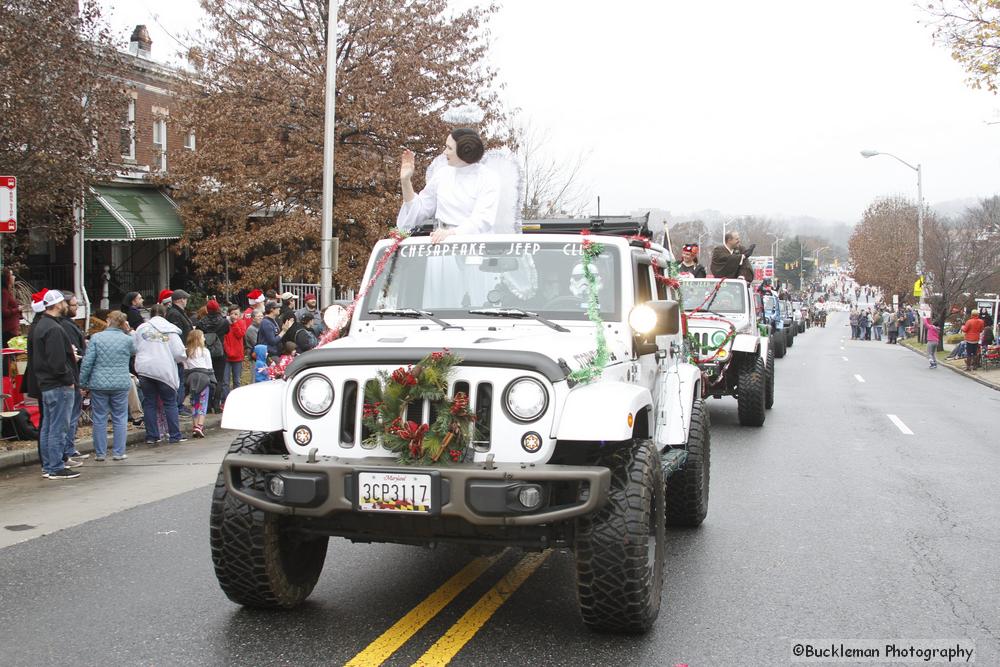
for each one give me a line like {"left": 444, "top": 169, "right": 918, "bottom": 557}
{"left": 474, "top": 382, "right": 492, "bottom": 451}
{"left": 453, "top": 381, "right": 470, "bottom": 399}
{"left": 340, "top": 380, "right": 358, "bottom": 447}
{"left": 361, "top": 380, "right": 379, "bottom": 442}
{"left": 405, "top": 400, "right": 422, "bottom": 425}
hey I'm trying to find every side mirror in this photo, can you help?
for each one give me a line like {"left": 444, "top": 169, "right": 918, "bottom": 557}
{"left": 323, "top": 304, "right": 350, "bottom": 332}
{"left": 629, "top": 300, "right": 681, "bottom": 337}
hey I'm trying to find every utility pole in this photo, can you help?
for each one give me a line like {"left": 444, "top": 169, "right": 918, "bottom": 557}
{"left": 319, "top": 0, "right": 339, "bottom": 308}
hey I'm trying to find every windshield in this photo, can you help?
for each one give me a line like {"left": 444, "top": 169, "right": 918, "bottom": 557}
{"left": 680, "top": 282, "right": 746, "bottom": 314}
{"left": 361, "top": 240, "right": 621, "bottom": 321}
{"left": 763, "top": 295, "right": 778, "bottom": 312}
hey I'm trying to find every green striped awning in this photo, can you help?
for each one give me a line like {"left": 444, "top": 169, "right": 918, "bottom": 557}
{"left": 85, "top": 185, "right": 184, "bottom": 241}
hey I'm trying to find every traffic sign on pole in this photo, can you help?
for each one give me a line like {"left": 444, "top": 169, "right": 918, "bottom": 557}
{"left": 0, "top": 177, "right": 16, "bottom": 233}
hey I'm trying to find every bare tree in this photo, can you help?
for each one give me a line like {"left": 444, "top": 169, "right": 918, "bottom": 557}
{"left": 927, "top": 197, "right": 1000, "bottom": 316}
{"left": 508, "top": 116, "right": 590, "bottom": 219}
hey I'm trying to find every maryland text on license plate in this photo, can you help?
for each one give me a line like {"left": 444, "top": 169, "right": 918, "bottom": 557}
{"left": 357, "top": 471, "right": 433, "bottom": 513}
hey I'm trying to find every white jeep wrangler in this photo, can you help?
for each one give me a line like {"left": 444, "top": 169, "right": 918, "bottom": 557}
{"left": 679, "top": 278, "right": 774, "bottom": 426}
{"left": 211, "top": 218, "right": 710, "bottom": 634}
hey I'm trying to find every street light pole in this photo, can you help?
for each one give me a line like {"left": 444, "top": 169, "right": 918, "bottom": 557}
{"left": 319, "top": 0, "right": 340, "bottom": 309}
{"left": 859, "top": 149, "right": 925, "bottom": 310}
{"left": 771, "top": 236, "right": 782, "bottom": 258}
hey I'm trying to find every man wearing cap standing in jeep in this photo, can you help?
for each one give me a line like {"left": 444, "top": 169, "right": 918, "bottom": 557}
{"left": 710, "top": 231, "right": 755, "bottom": 282}
{"left": 677, "top": 243, "right": 707, "bottom": 278}
{"left": 166, "top": 289, "right": 193, "bottom": 414}
{"left": 33, "top": 290, "right": 81, "bottom": 480}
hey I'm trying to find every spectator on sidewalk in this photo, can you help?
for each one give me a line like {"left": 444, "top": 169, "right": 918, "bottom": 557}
{"left": 183, "top": 329, "right": 214, "bottom": 439}
{"left": 295, "top": 312, "right": 319, "bottom": 352}
{"left": 923, "top": 313, "right": 940, "bottom": 369}
{"left": 166, "top": 289, "right": 193, "bottom": 415}
{"left": 23, "top": 290, "right": 48, "bottom": 471}
{"left": 134, "top": 303, "right": 186, "bottom": 445}
{"left": 222, "top": 304, "right": 250, "bottom": 405}
{"left": 33, "top": 290, "right": 80, "bottom": 480}
{"left": 296, "top": 293, "right": 325, "bottom": 335}
{"left": 122, "top": 291, "right": 145, "bottom": 330}
{"left": 279, "top": 291, "right": 298, "bottom": 320}
{"left": 244, "top": 310, "right": 264, "bottom": 383}
{"left": 58, "top": 292, "right": 87, "bottom": 464}
{"left": 872, "top": 309, "right": 884, "bottom": 341}
{"left": 2, "top": 269, "right": 21, "bottom": 347}
{"left": 242, "top": 289, "right": 266, "bottom": 320}
{"left": 195, "top": 299, "right": 229, "bottom": 413}
{"left": 258, "top": 301, "right": 283, "bottom": 362}
{"left": 962, "top": 310, "right": 985, "bottom": 371}
{"left": 80, "top": 311, "right": 135, "bottom": 461}
{"left": 253, "top": 343, "right": 270, "bottom": 382}
{"left": 849, "top": 308, "right": 859, "bottom": 339}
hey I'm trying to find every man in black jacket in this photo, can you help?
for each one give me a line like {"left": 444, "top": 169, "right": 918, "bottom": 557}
{"left": 58, "top": 292, "right": 88, "bottom": 463}
{"left": 710, "top": 231, "right": 754, "bottom": 281}
{"left": 32, "top": 290, "right": 80, "bottom": 480}
{"left": 166, "top": 289, "right": 193, "bottom": 414}
{"left": 195, "top": 299, "right": 230, "bottom": 412}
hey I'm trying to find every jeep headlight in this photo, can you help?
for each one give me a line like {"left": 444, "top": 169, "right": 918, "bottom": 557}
{"left": 629, "top": 304, "right": 657, "bottom": 334}
{"left": 503, "top": 377, "right": 548, "bottom": 423}
{"left": 296, "top": 374, "right": 334, "bottom": 416}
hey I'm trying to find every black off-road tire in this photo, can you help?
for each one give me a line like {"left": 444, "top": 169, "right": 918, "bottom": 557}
{"left": 765, "top": 345, "right": 775, "bottom": 409}
{"left": 773, "top": 331, "right": 786, "bottom": 358}
{"left": 575, "top": 439, "right": 665, "bottom": 634}
{"left": 209, "top": 431, "right": 329, "bottom": 608}
{"left": 786, "top": 326, "right": 795, "bottom": 348}
{"left": 737, "top": 356, "right": 767, "bottom": 427}
{"left": 665, "top": 399, "right": 710, "bottom": 527}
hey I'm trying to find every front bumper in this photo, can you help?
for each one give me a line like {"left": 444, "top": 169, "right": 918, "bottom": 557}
{"left": 222, "top": 453, "right": 611, "bottom": 526}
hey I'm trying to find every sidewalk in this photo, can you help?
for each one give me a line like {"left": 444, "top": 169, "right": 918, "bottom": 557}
{"left": 0, "top": 413, "right": 224, "bottom": 472}
{"left": 900, "top": 337, "right": 1000, "bottom": 392}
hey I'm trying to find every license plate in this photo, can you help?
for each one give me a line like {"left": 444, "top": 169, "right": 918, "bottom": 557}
{"left": 357, "top": 471, "right": 434, "bottom": 513}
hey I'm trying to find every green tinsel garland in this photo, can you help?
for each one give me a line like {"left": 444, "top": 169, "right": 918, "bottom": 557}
{"left": 569, "top": 236, "right": 609, "bottom": 384}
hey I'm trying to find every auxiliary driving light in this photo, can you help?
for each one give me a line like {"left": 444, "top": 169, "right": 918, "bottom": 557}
{"left": 517, "top": 485, "right": 543, "bottom": 510}
{"left": 629, "top": 304, "right": 657, "bottom": 334}
{"left": 268, "top": 475, "right": 285, "bottom": 498}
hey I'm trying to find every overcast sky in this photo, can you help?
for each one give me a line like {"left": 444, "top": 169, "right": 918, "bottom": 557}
{"left": 100, "top": 0, "right": 1000, "bottom": 224}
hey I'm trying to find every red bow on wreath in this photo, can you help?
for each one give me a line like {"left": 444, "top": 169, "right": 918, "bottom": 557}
{"left": 397, "top": 420, "right": 429, "bottom": 458}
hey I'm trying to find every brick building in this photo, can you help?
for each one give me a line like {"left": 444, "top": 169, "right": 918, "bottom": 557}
{"left": 31, "top": 25, "right": 188, "bottom": 313}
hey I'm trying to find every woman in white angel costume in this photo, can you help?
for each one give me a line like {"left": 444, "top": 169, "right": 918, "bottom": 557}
{"left": 393, "top": 111, "right": 528, "bottom": 309}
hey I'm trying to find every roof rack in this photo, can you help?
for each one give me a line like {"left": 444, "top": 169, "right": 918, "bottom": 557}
{"left": 521, "top": 213, "right": 652, "bottom": 239}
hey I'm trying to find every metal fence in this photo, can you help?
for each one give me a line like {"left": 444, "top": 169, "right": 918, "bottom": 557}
{"left": 278, "top": 281, "right": 356, "bottom": 306}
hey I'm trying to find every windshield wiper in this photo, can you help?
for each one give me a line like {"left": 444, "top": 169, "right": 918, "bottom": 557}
{"left": 467, "top": 308, "right": 569, "bottom": 332}
{"left": 368, "top": 308, "right": 462, "bottom": 330}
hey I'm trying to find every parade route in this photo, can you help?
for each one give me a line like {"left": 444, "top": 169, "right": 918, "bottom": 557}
{"left": 1, "top": 312, "right": 997, "bottom": 666}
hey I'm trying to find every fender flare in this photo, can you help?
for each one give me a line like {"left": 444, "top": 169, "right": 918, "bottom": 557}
{"left": 220, "top": 380, "right": 286, "bottom": 433}
{"left": 731, "top": 333, "right": 760, "bottom": 354}
{"left": 555, "top": 382, "right": 652, "bottom": 441}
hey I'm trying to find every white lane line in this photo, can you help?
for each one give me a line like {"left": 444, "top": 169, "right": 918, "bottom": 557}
{"left": 887, "top": 414, "right": 913, "bottom": 435}
{"left": 855, "top": 374, "right": 866, "bottom": 383}
{"left": 842, "top": 356, "right": 849, "bottom": 361}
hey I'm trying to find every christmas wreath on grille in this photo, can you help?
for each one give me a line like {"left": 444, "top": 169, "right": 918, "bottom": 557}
{"left": 362, "top": 350, "right": 477, "bottom": 465}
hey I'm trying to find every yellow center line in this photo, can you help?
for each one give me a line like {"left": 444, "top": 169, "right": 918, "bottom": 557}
{"left": 344, "top": 554, "right": 501, "bottom": 667}
{"left": 411, "top": 551, "right": 552, "bottom": 667}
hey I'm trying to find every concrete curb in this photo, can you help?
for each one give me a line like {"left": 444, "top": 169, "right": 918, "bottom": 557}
{"left": 0, "top": 414, "right": 225, "bottom": 472}
{"left": 900, "top": 340, "right": 1000, "bottom": 392}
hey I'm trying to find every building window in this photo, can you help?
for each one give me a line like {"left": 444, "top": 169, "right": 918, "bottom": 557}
{"left": 152, "top": 117, "right": 167, "bottom": 171}
{"left": 119, "top": 99, "right": 135, "bottom": 160}
{"left": 183, "top": 131, "right": 195, "bottom": 151}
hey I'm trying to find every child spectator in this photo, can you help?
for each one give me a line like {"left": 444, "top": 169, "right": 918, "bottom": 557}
{"left": 253, "top": 343, "right": 270, "bottom": 383}
{"left": 183, "top": 329, "right": 215, "bottom": 438}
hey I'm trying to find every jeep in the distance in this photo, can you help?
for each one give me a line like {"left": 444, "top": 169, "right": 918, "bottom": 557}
{"left": 761, "top": 292, "right": 786, "bottom": 358}
{"left": 679, "top": 277, "right": 774, "bottom": 426}
{"left": 211, "top": 218, "right": 710, "bottom": 634}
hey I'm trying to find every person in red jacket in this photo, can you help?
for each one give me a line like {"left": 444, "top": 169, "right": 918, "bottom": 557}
{"left": 962, "top": 310, "right": 985, "bottom": 371}
{"left": 221, "top": 304, "right": 251, "bottom": 406}
{"left": 2, "top": 269, "right": 21, "bottom": 347}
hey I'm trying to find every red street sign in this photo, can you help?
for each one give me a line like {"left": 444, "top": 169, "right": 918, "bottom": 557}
{"left": 0, "top": 176, "right": 16, "bottom": 233}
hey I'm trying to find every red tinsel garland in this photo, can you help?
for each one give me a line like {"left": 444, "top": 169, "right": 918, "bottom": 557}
{"left": 317, "top": 230, "right": 408, "bottom": 346}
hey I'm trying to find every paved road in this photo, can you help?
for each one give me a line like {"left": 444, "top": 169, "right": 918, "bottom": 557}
{"left": 1, "top": 314, "right": 997, "bottom": 666}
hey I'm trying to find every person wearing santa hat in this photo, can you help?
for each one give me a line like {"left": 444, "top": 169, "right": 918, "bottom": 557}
{"left": 678, "top": 243, "right": 707, "bottom": 278}
{"left": 31, "top": 289, "right": 80, "bottom": 479}
{"left": 243, "top": 289, "right": 266, "bottom": 320}
{"left": 23, "top": 289, "right": 51, "bottom": 469}
{"left": 158, "top": 289, "right": 173, "bottom": 306}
